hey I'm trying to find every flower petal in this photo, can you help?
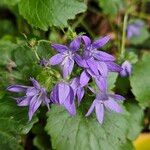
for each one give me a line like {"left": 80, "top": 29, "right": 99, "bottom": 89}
{"left": 81, "top": 35, "right": 91, "bottom": 47}
{"left": 92, "top": 35, "right": 111, "bottom": 49}
{"left": 61, "top": 57, "right": 74, "bottom": 78}
{"left": 86, "top": 58, "right": 99, "bottom": 75}
{"left": 106, "top": 62, "right": 122, "bottom": 72}
{"left": 50, "top": 85, "right": 59, "bottom": 103}
{"left": 93, "top": 51, "right": 115, "bottom": 61}
{"left": 29, "top": 95, "right": 42, "bottom": 121}
{"left": 80, "top": 70, "right": 90, "bottom": 87}
{"left": 74, "top": 54, "right": 88, "bottom": 68}
{"left": 17, "top": 96, "right": 31, "bottom": 106}
{"left": 104, "top": 98, "right": 123, "bottom": 113}
{"left": 95, "top": 76, "right": 107, "bottom": 92}
{"left": 49, "top": 53, "right": 64, "bottom": 65}
{"left": 58, "top": 83, "right": 71, "bottom": 104}
{"left": 63, "top": 96, "right": 76, "bottom": 116}
{"left": 69, "top": 37, "right": 81, "bottom": 51}
{"left": 77, "top": 88, "right": 84, "bottom": 104}
{"left": 7, "top": 85, "right": 28, "bottom": 93}
{"left": 97, "top": 62, "right": 108, "bottom": 77}
{"left": 30, "top": 78, "right": 41, "bottom": 89}
{"left": 51, "top": 44, "right": 68, "bottom": 53}
{"left": 108, "top": 94, "right": 125, "bottom": 101}
{"left": 95, "top": 101, "right": 104, "bottom": 124}
{"left": 26, "top": 87, "right": 37, "bottom": 96}
{"left": 85, "top": 100, "right": 96, "bottom": 116}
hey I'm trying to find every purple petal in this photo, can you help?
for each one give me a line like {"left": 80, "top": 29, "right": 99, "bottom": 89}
{"left": 17, "top": 96, "right": 31, "bottom": 106}
{"left": 108, "top": 94, "right": 125, "bottom": 101}
{"left": 81, "top": 35, "right": 91, "bottom": 47}
{"left": 85, "top": 100, "right": 96, "bottom": 116}
{"left": 80, "top": 70, "right": 90, "bottom": 87}
{"left": 93, "top": 51, "right": 115, "bottom": 61}
{"left": 104, "top": 98, "right": 123, "bottom": 113}
{"left": 29, "top": 95, "right": 42, "bottom": 121}
{"left": 50, "top": 85, "right": 59, "bottom": 104}
{"left": 97, "top": 62, "right": 108, "bottom": 77}
{"left": 63, "top": 96, "right": 76, "bottom": 116}
{"left": 61, "top": 57, "right": 74, "bottom": 78}
{"left": 95, "top": 101, "right": 104, "bottom": 124}
{"left": 120, "top": 60, "right": 132, "bottom": 77}
{"left": 106, "top": 62, "right": 122, "bottom": 72}
{"left": 95, "top": 76, "right": 107, "bottom": 92}
{"left": 69, "top": 37, "right": 81, "bottom": 51}
{"left": 30, "top": 78, "right": 41, "bottom": 90}
{"left": 49, "top": 53, "right": 64, "bottom": 65}
{"left": 58, "top": 83, "right": 74, "bottom": 104}
{"left": 74, "top": 54, "right": 88, "bottom": 68}
{"left": 7, "top": 85, "right": 28, "bottom": 93}
{"left": 26, "top": 87, "right": 37, "bottom": 96}
{"left": 77, "top": 88, "right": 84, "bottom": 104}
{"left": 51, "top": 44, "right": 68, "bottom": 53}
{"left": 86, "top": 58, "right": 99, "bottom": 75}
{"left": 92, "top": 35, "right": 111, "bottom": 49}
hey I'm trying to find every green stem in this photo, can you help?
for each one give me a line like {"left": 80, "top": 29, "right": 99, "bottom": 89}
{"left": 120, "top": 13, "right": 128, "bottom": 59}
{"left": 33, "top": 47, "right": 40, "bottom": 61}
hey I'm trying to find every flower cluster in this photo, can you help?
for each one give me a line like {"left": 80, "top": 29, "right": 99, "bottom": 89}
{"left": 7, "top": 35, "right": 125, "bottom": 124}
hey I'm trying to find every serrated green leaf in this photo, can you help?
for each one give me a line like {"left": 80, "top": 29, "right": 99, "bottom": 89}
{"left": 0, "top": 94, "right": 38, "bottom": 149}
{"left": 18, "top": 0, "right": 87, "bottom": 30}
{"left": 45, "top": 104, "right": 142, "bottom": 150}
{"left": 130, "top": 53, "right": 150, "bottom": 107}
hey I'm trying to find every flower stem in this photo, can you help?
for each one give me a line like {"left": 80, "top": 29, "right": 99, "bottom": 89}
{"left": 33, "top": 47, "right": 40, "bottom": 61}
{"left": 120, "top": 13, "right": 128, "bottom": 60}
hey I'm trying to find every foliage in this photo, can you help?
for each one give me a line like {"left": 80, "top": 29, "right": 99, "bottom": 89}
{"left": 0, "top": 0, "right": 149, "bottom": 149}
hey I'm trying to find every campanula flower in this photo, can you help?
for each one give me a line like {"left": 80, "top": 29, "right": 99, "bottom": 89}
{"left": 7, "top": 78, "right": 50, "bottom": 121}
{"left": 127, "top": 20, "right": 144, "bottom": 39}
{"left": 86, "top": 88, "right": 125, "bottom": 124}
{"left": 120, "top": 60, "right": 132, "bottom": 77}
{"left": 49, "top": 37, "right": 81, "bottom": 78}
{"left": 50, "top": 82, "right": 76, "bottom": 116}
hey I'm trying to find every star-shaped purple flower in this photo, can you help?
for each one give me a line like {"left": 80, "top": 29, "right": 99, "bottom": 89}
{"left": 7, "top": 78, "right": 50, "bottom": 121}
{"left": 49, "top": 37, "right": 81, "bottom": 78}
{"left": 86, "top": 88, "right": 125, "bottom": 124}
{"left": 50, "top": 82, "right": 76, "bottom": 116}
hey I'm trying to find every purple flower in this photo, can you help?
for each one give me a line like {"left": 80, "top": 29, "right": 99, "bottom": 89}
{"left": 70, "top": 77, "right": 85, "bottom": 104}
{"left": 76, "top": 35, "right": 122, "bottom": 74}
{"left": 127, "top": 20, "right": 143, "bottom": 39}
{"left": 7, "top": 78, "right": 50, "bottom": 121}
{"left": 50, "top": 82, "right": 76, "bottom": 116}
{"left": 86, "top": 88, "right": 125, "bottom": 124}
{"left": 120, "top": 60, "right": 132, "bottom": 77}
{"left": 49, "top": 37, "right": 81, "bottom": 78}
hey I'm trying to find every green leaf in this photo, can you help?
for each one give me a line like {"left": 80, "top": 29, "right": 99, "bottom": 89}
{"left": 0, "top": 0, "right": 20, "bottom": 6}
{"left": 18, "top": 0, "right": 87, "bottom": 30}
{"left": 0, "top": 94, "right": 38, "bottom": 149}
{"left": 0, "top": 40, "right": 17, "bottom": 66}
{"left": 125, "top": 102, "right": 144, "bottom": 140}
{"left": 45, "top": 103, "right": 143, "bottom": 150}
{"left": 130, "top": 53, "right": 150, "bottom": 107}
{"left": 98, "top": 0, "right": 125, "bottom": 17}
